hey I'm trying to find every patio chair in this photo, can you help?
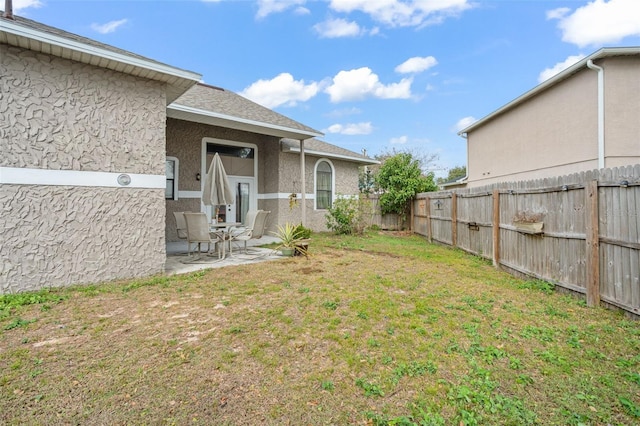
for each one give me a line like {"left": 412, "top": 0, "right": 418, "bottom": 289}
{"left": 230, "top": 210, "right": 271, "bottom": 254}
{"left": 172, "top": 211, "right": 191, "bottom": 255}
{"left": 183, "top": 212, "right": 224, "bottom": 259}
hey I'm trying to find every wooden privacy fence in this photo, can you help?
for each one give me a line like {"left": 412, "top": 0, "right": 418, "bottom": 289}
{"left": 413, "top": 165, "right": 640, "bottom": 317}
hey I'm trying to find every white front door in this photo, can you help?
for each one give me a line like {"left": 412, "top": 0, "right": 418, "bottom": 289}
{"left": 224, "top": 177, "right": 256, "bottom": 225}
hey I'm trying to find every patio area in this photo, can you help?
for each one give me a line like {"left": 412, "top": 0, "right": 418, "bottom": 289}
{"left": 165, "top": 235, "right": 283, "bottom": 275}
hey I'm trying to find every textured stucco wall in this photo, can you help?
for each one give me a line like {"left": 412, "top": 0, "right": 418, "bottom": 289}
{"left": 164, "top": 119, "right": 361, "bottom": 238}
{"left": 1, "top": 186, "right": 166, "bottom": 293}
{"left": 1, "top": 45, "right": 167, "bottom": 173}
{"left": 1, "top": 46, "right": 168, "bottom": 292}
{"left": 275, "top": 151, "right": 359, "bottom": 232}
{"left": 165, "top": 118, "right": 280, "bottom": 241}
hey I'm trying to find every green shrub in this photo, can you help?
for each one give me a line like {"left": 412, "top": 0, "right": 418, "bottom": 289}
{"left": 325, "top": 195, "right": 373, "bottom": 235}
{"left": 293, "top": 223, "right": 312, "bottom": 239}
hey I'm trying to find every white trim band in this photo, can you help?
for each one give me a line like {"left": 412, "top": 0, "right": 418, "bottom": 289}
{"left": 0, "top": 167, "right": 166, "bottom": 189}
{"left": 259, "top": 192, "right": 316, "bottom": 200}
{"left": 178, "top": 190, "right": 202, "bottom": 199}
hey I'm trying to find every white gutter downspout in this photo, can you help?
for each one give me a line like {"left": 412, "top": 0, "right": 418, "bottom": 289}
{"left": 300, "top": 139, "right": 306, "bottom": 226}
{"left": 587, "top": 59, "right": 605, "bottom": 169}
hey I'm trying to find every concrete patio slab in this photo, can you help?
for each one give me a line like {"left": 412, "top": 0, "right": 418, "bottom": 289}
{"left": 165, "top": 236, "right": 283, "bottom": 275}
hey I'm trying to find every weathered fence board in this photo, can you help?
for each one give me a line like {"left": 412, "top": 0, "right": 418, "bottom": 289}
{"left": 413, "top": 164, "right": 640, "bottom": 317}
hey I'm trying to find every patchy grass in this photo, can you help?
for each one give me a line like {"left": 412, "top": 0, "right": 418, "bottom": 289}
{"left": 1, "top": 232, "right": 638, "bottom": 425}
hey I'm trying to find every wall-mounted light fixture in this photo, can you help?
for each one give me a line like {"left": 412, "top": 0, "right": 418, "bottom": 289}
{"left": 196, "top": 173, "right": 201, "bottom": 181}
{"left": 561, "top": 185, "right": 568, "bottom": 191}
{"left": 434, "top": 199, "right": 443, "bottom": 210}
{"left": 620, "top": 180, "right": 629, "bottom": 188}
{"left": 117, "top": 174, "right": 131, "bottom": 186}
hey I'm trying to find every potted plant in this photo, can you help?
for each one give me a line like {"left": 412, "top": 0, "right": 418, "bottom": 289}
{"left": 272, "top": 223, "right": 302, "bottom": 256}
{"left": 292, "top": 224, "right": 312, "bottom": 256}
{"left": 513, "top": 210, "right": 544, "bottom": 234}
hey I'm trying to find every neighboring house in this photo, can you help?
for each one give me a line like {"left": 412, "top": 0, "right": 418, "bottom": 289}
{"left": 0, "top": 13, "right": 374, "bottom": 293}
{"left": 457, "top": 47, "right": 640, "bottom": 188}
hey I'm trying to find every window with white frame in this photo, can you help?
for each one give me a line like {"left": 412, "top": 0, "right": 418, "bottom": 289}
{"left": 165, "top": 157, "right": 179, "bottom": 200}
{"left": 315, "top": 159, "right": 333, "bottom": 210}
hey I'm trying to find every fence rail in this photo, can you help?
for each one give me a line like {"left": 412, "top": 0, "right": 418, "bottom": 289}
{"left": 411, "top": 165, "right": 640, "bottom": 317}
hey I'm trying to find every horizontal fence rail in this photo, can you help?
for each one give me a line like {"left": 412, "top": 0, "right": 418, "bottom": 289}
{"left": 412, "top": 164, "right": 640, "bottom": 317}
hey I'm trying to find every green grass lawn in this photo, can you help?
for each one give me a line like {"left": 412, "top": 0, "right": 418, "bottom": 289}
{"left": 1, "top": 232, "right": 639, "bottom": 425}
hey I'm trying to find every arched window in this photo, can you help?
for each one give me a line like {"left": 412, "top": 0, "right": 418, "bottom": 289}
{"left": 315, "top": 160, "right": 333, "bottom": 210}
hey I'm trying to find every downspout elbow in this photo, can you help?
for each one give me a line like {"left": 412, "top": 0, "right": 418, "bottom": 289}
{"left": 587, "top": 59, "right": 605, "bottom": 169}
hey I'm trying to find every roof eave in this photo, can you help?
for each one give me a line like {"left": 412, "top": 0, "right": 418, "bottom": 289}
{"left": 458, "top": 46, "right": 640, "bottom": 136}
{"left": 282, "top": 145, "right": 379, "bottom": 165}
{"left": 167, "top": 103, "right": 324, "bottom": 140}
{"left": 0, "top": 17, "right": 202, "bottom": 104}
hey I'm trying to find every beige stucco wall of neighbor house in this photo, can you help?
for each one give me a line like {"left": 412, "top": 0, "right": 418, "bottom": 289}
{"left": 0, "top": 45, "right": 168, "bottom": 293}
{"left": 467, "top": 68, "right": 599, "bottom": 187}
{"left": 466, "top": 56, "right": 640, "bottom": 187}
{"left": 602, "top": 56, "right": 640, "bottom": 167}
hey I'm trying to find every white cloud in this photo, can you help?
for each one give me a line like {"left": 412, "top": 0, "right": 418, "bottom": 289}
{"left": 13, "top": 0, "right": 43, "bottom": 12}
{"left": 90, "top": 19, "right": 128, "bottom": 35}
{"left": 314, "top": 18, "right": 363, "bottom": 38}
{"left": 239, "top": 73, "right": 319, "bottom": 108}
{"left": 455, "top": 116, "right": 477, "bottom": 132}
{"left": 329, "top": 0, "right": 472, "bottom": 28}
{"left": 256, "top": 0, "right": 306, "bottom": 19}
{"left": 538, "top": 54, "right": 586, "bottom": 83}
{"left": 325, "top": 122, "right": 373, "bottom": 135}
{"left": 548, "top": 0, "right": 640, "bottom": 47}
{"left": 546, "top": 7, "right": 570, "bottom": 20}
{"left": 395, "top": 56, "right": 438, "bottom": 74}
{"left": 295, "top": 6, "right": 310, "bottom": 15}
{"left": 390, "top": 135, "right": 408, "bottom": 144}
{"left": 325, "top": 67, "right": 413, "bottom": 102}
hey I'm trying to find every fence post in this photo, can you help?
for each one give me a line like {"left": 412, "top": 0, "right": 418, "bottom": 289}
{"left": 451, "top": 193, "right": 457, "bottom": 247}
{"left": 492, "top": 189, "right": 500, "bottom": 268}
{"left": 585, "top": 180, "right": 600, "bottom": 307}
{"left": 426, "top": 197, "right": 432, "bottom": 242}
{"left": 410, "top": 198, "right": 414, "bottom": 232}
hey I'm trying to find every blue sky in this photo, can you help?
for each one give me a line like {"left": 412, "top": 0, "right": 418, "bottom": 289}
{"left": 12, "top": 0, "right": 640, "bottom": 177}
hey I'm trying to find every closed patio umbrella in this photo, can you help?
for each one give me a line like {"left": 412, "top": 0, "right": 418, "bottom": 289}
{"left": 203, "top": 152, "right": 234, "bottom": 207}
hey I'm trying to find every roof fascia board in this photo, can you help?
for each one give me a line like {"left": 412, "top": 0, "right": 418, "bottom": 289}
{"left": 0, "top": 18, "right": 202, "bottom": 82}
{"left": 283, "top": 145, "right": 379, "bottom": 165}
{"left": 168, "top": 103, "right": 323, "bottom": 139}
{"left": 458, "top": 47, "right": 640, "bottom": 136}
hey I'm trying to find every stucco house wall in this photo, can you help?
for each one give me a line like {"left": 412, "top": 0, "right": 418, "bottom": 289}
{"left": 0, "top": 45, "right": 168, "bottom": 292}
{"left": 165, "top": 117, "right": 280, "bottom": 241}
{"left": 275, "top": 150, "right": 360, "bottom": 231}
{"left": 464, "top": 50, "right": 640, "bottom": 188}
{"left": 165, "top": 116, "right": 364, "bottom": 239}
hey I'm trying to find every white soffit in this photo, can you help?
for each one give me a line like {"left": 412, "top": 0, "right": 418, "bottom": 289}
{"left": 167, "top": 104, "right": 323, "bottom": 140}
{"left": 0, "top": 18, "right": 201, "bottom": 103}
{"left": 283, "top": 146, "right": 379, "bottom": 165}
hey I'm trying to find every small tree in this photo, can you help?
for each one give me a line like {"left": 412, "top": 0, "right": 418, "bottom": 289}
{"left": 437, "top": 165, "right": 467, "bottom": 185}
{"left": 375, "top": 152, "right": 437, "bottom": 220}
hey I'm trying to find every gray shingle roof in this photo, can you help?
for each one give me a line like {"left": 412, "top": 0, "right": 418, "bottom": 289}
{"left": 281, "top": 138, "right": 377, "bottom": 165}
{"left": 173, "top": 83, "right": 322, "bottom": 136}
{"left": 1, "top": 13, "right": 201, "bottom": 103}
{"left": 1, "top": 13, "right": 194, "bottom": 73}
